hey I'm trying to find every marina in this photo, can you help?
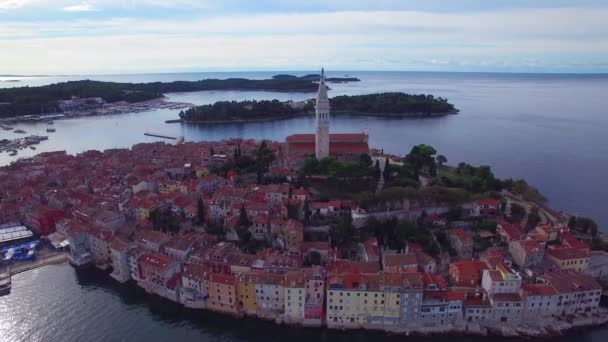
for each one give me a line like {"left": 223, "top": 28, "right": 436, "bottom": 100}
{"left": 0, "top": 134, "right": 48, "bottom": 154}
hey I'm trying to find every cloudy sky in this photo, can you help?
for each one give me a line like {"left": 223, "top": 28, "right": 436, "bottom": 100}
{"left": 1, "top": 0, "right": 607, "bottom": 74}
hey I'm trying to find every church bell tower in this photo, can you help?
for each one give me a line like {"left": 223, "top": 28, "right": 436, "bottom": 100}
{"left": 315, "top": 68, "right": 330, "bottom": 159}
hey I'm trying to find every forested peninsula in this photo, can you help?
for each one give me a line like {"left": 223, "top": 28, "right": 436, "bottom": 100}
{"left": 0, "top": 74, "right": 359, "bottom": 118}
{"left": 178, "top": 92, "right": 458, "bottom": 122}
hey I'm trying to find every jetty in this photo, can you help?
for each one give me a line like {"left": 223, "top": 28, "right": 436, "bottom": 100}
{"left": 144, "top": 132, "right": 176, "bottom": 140}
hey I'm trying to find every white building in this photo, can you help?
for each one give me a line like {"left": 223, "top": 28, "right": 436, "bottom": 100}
{"left": 481, "top": 264, "right": 522, "bottom": 296}
{"left": 489, "top": 293, "right": 524, "bottom": 323}
{"left": 538, "top": 270, "right": 602, "bottom": 316}
{"left": 521, "top": 283, "right": 560, "bottom": 321}
{"left": 180, "top": 264, "right": 209, "bottom": 309}
{"left": 255, "top": 272, "right": 285, "bottom": 318}
{"left": 284, "top": 271, "right": 306, "bottom": 322}
{"left": 109, "top": 237, "right": 136, "bottom": 283}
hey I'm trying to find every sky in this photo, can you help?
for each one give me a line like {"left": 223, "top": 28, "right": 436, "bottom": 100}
{"left": 1, "top": 0, "right": 608, "bottom": 74}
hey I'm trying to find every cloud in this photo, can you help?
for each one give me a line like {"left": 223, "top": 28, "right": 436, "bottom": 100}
{"left": 0, "top": 0, "right": 36, "bottom": 10}
{"left": 63, "top": 1, "right": 95, "bottom": 12}
{"left": 1, "top": 7, "right": 607, "bottom": 73}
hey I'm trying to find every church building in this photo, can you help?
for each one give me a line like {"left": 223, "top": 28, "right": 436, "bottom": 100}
{"left": 284, "top": 69, "right": 369, "bottom": 168}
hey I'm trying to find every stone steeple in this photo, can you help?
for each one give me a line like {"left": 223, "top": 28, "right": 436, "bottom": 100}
{"left": 315, "top": 68, "right": 330, "bottom": 159}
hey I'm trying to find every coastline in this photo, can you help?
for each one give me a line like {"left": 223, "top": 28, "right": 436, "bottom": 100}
{"left": 171, "top": 110, "right": 457, "bottom": 124}
{"left": 0, "top": 98, "right": 194, "bottom": 124}
{"left": 59, "top": 262, "right": 608, "bottom": 339}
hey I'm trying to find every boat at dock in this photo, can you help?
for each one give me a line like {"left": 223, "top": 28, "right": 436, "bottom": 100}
{"left": 0, "top": 267, "right": 11, "bottom": 295}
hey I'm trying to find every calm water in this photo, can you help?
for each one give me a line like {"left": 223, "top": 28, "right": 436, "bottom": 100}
{"left": 1, "top": 71, "right": 607, "bottom": 229}
{"left": 0, "top": 264, "right": 606, "bottom": 342}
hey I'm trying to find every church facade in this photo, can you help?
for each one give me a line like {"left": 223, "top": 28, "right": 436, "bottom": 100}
{"left": 284, "top": 69, "right": 370, "bottom": 168}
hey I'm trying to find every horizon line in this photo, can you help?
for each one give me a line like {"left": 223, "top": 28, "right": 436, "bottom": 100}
{"left": 3, "top": 69, "right": 608, "bottom": 78}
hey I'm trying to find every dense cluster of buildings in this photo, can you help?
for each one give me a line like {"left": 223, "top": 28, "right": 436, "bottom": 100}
{"left": 0, "top": 70, "right": 606, "bottom": 334}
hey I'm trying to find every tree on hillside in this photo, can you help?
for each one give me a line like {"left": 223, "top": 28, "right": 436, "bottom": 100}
{"left": 436, "top": 155, "right": 447, "bottom": 167}
{"left": 359, "top": 153, "right": 373, "bottom": 167}
{"left": 239, "top": 205, "right": 250, "bottom": 227}
{"left": 304, "top": 251, "right": 322, "bottom": 266}
{"left": 383, "top": 158, "right": 391, "bottom": 181}
{"left": 406, "top": 144, "right": 437, "bottom": 176}
{"left": 374, "top": 159, "right": 381, "bottom": 180}
{"left": 330, "top": 215, "right": 356, "bottom": 248}
{"left": 526, "top": 207, "right": 541, "bottom": 231}
{"left": 256, "top": 140, "right": 276, "bottom": 183}
{"left": 509, "top": 203, "right": 526, "bottom": 224}
{"left": 303, "top": 200, "right": 311, "bottom": 225}
{"left": 196, "top": 198, "right": 205, "bottom": 224}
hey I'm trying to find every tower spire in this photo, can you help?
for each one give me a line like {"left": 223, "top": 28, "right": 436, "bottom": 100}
{"left": 315, "top": 67, "right": 330, "bottom": 159}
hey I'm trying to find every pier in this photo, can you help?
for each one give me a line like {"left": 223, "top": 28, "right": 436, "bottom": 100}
{"left": 144, "top": 132, "right": 177, "bottom": 140}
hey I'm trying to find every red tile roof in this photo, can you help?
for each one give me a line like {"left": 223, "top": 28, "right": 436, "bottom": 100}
{"left": 546, "top": 247, "right": 589, "bottom": 260}
{"left": 521, "top": 283, "right": 559, "bottom": 297}
{"left": 141, "top": 253, "right": 175, "bottom": 269}
{"left": 477, "top": 198, "right": 499, "bottom": 206}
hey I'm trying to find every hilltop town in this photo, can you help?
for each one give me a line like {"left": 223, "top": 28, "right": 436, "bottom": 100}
{"left": 1, "top": 71, "right": 607, "bottom": 337}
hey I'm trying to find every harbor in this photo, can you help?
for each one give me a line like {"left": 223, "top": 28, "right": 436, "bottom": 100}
{"left": 0, "top": 134, "right": 48, "bottom": 155}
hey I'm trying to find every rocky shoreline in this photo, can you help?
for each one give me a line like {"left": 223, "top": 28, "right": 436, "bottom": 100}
{"left": 268, "top": 308, "right": 608, "bottom": 338}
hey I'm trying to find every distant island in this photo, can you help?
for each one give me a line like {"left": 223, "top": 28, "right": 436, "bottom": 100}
{"left": 0, "top": 74, "right": 359, "bottom": 118}
{"left": 177, "top": 92, "right": 458, "bottom": 123}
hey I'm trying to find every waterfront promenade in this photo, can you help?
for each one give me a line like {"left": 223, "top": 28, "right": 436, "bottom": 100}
{"left": 8, "top": 252, "right": 67, "bottom": 276}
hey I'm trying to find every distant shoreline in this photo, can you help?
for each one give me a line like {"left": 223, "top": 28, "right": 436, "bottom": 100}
{"left": 170, "top": 109, "right": 458, "bottom": 124}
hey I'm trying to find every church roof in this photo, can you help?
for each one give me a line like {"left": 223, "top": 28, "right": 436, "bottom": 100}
{"left": 286, "top": 133, "right": 368, "bottom": 143}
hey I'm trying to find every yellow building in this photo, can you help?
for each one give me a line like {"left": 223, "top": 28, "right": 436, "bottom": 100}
{"left": 195, "top": 166, "right": 210, "bottom": 178}
{"left": 159, "top": 180, "right": 180, "bottom": 195}
{"left": 236, "top": 272, "right": 258, "bottom": 316}
{"left": 326, "top": 272, "right": 412, "bottom": 328}
{"left": 326, "top": 273, "right": 383, "bottom": 328}
{"left": 283, "top": 271, "right": 306, "bottom": 322}
{"left": 206, "top": 272, "right": 239, "bottom": 315}
{"left": 136, "top": 207, "right": 150, "bottom": 220}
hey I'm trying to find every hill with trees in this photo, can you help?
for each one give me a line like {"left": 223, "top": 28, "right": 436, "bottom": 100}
{"left": 0, "top": 74, "right": 358, "bottom": 118}
{"left": 179, "top": 93, "right": 457, "bottom": 122}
